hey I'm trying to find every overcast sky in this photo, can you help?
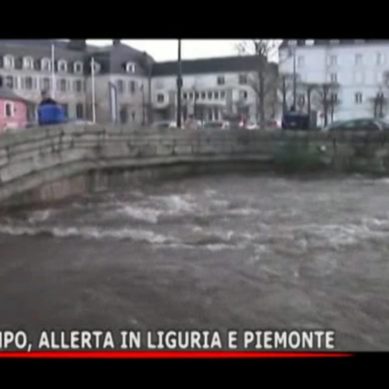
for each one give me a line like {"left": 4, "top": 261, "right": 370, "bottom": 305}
{"left": 88, "top": 40, "right": 257, "bottom": 62}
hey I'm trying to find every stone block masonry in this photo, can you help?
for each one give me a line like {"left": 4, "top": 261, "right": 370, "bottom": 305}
{"left": 1, "top": 125, "right": 389, "bottom": 209}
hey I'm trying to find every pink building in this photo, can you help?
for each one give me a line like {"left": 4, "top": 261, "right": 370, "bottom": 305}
{"left": 0, "top": 88, "right": 28, "bottom": 134}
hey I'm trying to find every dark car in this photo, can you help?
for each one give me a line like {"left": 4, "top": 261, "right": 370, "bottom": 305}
{"left": 324, "top": 118, "right": 389, "bottom": 132}
{"left": 282, "top": 112, "right": 310, "bottom": 130}
{"left": 203, "top": 121, "right": 230, "bottom": 130}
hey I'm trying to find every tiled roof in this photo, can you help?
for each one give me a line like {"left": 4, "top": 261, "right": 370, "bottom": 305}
{"left": 0, "top": 40, "right": 155, "bottom": 75}
{"left": 0, "top": 87, "right": 29, "bottom": 102}
{"left": 152, "top": 55, "right": 262, "bottom": 76}
{"left": 279, "top": 39, "right": 389, "bottom": 48}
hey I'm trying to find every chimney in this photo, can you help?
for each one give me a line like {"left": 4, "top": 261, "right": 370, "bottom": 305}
{"left": 113, "top": 39, "right": 121, "bottom": 46}
{"left": 67, "top": 40, "right": 86, "bottom": 51}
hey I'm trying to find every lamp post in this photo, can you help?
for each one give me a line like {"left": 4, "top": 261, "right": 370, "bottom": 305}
{"left": 176, "top": 39, "right": 182, "bottom": 128}
{"left": 141, "top": 83, "right": 145, "bottom": 126}
{"left": 292, "top": 47, "right": 297, "bottom": 108}
{"left": 90, "top": 57, "right": 96, "bottom": 124}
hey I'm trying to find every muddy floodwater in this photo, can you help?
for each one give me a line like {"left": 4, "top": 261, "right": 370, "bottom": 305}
{"left": 0, "top": 173, "right": 389, "bottom": 351}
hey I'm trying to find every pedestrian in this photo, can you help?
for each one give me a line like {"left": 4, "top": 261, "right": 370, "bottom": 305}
{"left": 38, "top": 90, "right": 66, "bottom": 126}
{"left": 39, "top": 90, "right": 57, "bottom": 106}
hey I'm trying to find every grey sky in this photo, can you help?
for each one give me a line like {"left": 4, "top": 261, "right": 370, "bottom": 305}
{"left": 88, "top": 40, "right": 250, "bottom": 62}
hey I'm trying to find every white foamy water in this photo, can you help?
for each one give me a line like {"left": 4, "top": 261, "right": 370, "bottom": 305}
{"left": 117, "top": 205, "right": 160, "bottom": 224}
{"left": 27, "top": 209, "right": 53, "bottom": 223}
{"left": 150, "top": 194, "right": 197, "bottom": 214}
{"left": 0, "top": 224, "right": 174, "bottom": 244}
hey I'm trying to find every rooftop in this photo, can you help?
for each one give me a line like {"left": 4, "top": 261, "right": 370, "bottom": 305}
{"left": 279, "top": 39, "right": 389, "bottom": 49}
{"left": 0, "top": 87, "right": 30, "bottom": 103}
{"left": 152, "top": 55, "right": 264, "bottom": 76}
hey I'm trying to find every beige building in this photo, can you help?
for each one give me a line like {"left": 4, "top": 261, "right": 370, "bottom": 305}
{"left": 0, "top": 39, "right": 278, "bottom": 125}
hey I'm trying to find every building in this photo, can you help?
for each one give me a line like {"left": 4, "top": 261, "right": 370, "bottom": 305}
{"left": 0, "top": 39, "right": 278, "bottom": 126}
{"left": 0, "top": 39, "right": 153, "bottom": 125}
{"left": 0, "top": 87, "right": 28, "bottom": 132}
{"left": 278, "top": 39, "right": 389, "bottom": 126}
{"left": 152, "top": 56, "right": 278, "bottom": 124}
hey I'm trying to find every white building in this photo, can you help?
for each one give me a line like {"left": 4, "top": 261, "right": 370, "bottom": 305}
{"left": 278, "top": 39, "right": 389, "bottom": 126}
{"left": 151, "top": 56, "right": 278, "bottom": 124}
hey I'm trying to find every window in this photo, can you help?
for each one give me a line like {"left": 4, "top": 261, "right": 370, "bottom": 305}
{"left": 217, "top": 76, "right": 225, "bottom": 85}
{"left": 42, "top": 77, "right": 51, "bottom": 91}
{"left": 117, "top": 79, "right": 124, "bottom": 94}
{"left": 330, "top": 93, "right": 338, "bottom": 103}
{"left": 298, "top": 94, "right": 305, "bottom": 106}
{"left": 297, "top": 56, "right": 304, "bottom": 67}
{"left": 120, "top": 106, "right": 128, "bottom": 123}
{"left": 41, "top": 58, "right": 51, "bottom": 72}
{"left": 355, "top": 54, "right": 363, "bottom": 65}
{"left": 61, "top": 104, "right": 68, "bottom": 116}
{"left": 125, "top": 62, "right": 136, "bottom": 73}
{"left": 60, "top": 79, "right": 67, "bottom": 92}
{"left": 201, "top": 92, "right": 206, "bottom": 99}
{"left": 305, "top": 39, "right": 315, "bottom": 46}
{"left": 189, "top": 92, "right": 193, "bottom": 100}
{"left": 5, "top": 75, "right": 14, "bottom": 89}
{"left": 4, "top": 55, "right": 14, "bottom": 69}
{"left": 23, "top": 56, "right": 34, "bottom": 70}
{"left": 73, "top": 62, "right": 83, "bottom": 73}
{"left": 329, "top": 39, "right": 340, "bottom": 45}
{"left": 91, "top": 61, "right": 100, "bottom": 73}
{"left": 220, "top": 91, "right": 226, "bottom": 99}
{"left": 157, "top": 93, "right": 164, "bottom": 103}
{"left": 25, "top": 76, "right": 33, "bottom": 90}
{"left": 239, "top": 74, "right": 248, "bottom": 84}
{"left": 355, "top": 92, "right": 363, "bottom": 104}
{"left": 328, "top": 55, "right": 337, "bottom": 66}
{"left": 330, "top": 73, "right": 337, "bottom": 83}
{"left": 240, "top": 90, "right": 248, "bottom": 99}
{"left": 129, "top": 81, "right": 136, "bottom": 94}
{"left": 288, "top": 40, "right": 298, "bottom": 46}
{"left": 377, "top": 52, "right": 385, "bottom": 65}
{"left": 183, "top": 92, "right": 187, "bottom": 100}
{"left": 74, "top": 79, "right": 82, "bottom": 93}
{"left": 208, "top": 91, "right": 212, "bottom": 99}
{"left": 214, "top": 91, "right": 219, "bottom": 99}
{"left": 76, "top": 103, "right": 84, "bottom": 119}
{"left": 58, "top": 59, "right": 67, "bottom": 72}
{"left": 5, "top": 102, "right": 13, "bottom": 118}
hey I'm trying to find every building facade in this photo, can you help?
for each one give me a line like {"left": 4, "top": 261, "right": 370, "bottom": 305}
{"left": 0, "top": 87, "right": 28, "bottom": 132}
{"left": 0, "top": 40, "right": 278, "bottom": 127}
{"left": 279, "top": 39, "right": 389, "bottom": 126}
{"left": 152, "top": 56, "right": 278, "bottom": 124}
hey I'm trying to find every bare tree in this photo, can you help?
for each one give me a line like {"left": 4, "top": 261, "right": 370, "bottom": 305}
{"left": 298, "top": 82, "right": 320, "bottom": 118}
{"left": 313, "top": 82, "right": 340, "bottom": 127}
{"left": 369, "top": 90, "right": 387, "bottom": 119}
{"left": 237, "top": 40, "right": 279, "bottom": 129}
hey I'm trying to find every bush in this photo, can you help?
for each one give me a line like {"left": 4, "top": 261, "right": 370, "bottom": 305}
{"left": 273, "top": 142, "right": 326, "bottom": 173}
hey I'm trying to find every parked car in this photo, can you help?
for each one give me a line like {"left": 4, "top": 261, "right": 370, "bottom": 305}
{"left": 323, "top": 118, "right": 389, "bottom": 132}
{"left": 203, "top": 121, "right": 230, "bottom": 130}
{"left": 282, "top": 112, "right": 311, "bottom": 130}
{"left": 151, "top": 121, "right": 177, "bottom": 129}
{"left": 66, "top": 119, "right": 95, "bottom": 126}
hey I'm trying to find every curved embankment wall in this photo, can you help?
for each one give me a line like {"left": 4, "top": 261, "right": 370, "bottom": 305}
{"left": 1, "top": 125, "right": 389, "bottom": 208}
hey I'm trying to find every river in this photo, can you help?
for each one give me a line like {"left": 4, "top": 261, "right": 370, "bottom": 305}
{"left": 0, "top": 173, "right": 388, "bottom": 351}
